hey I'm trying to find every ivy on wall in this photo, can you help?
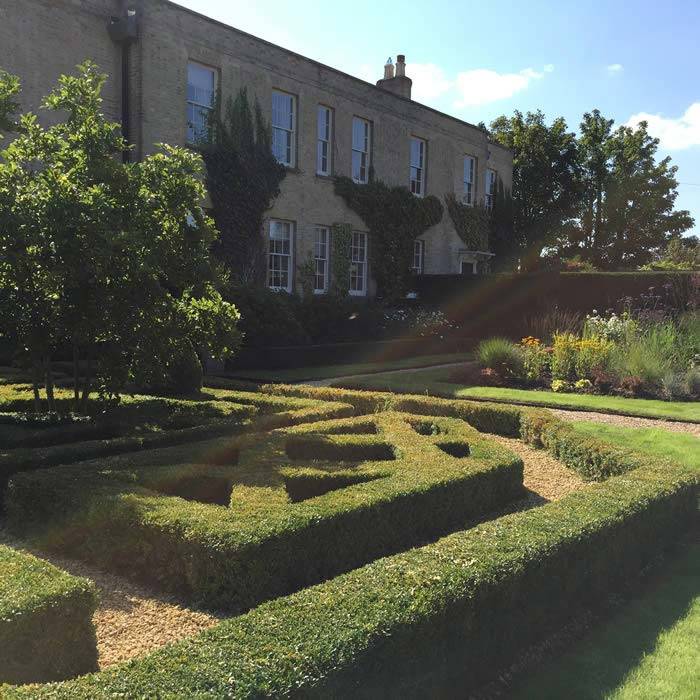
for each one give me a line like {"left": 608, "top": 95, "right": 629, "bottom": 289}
{"left": 333, "top": 177, "right": 443, "bottom": 300}
{"left": 330, "top": 222, "right": 352, "bottom": 296}
{"left": 201, "top": 89, "right": 286, "bottom": 285}
{"left": 444, "top": 193, "right": 491, "bottom": 251}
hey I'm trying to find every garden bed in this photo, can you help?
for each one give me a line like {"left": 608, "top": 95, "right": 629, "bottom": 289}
{"left": 1, "top": 385, "right": 697, "bottom": 697}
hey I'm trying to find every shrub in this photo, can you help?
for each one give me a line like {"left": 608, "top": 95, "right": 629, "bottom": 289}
{"left": 0, "top": 545, "right": 97, "bottom": 684}
{"left": 520, "top": 336, "right": 550, "bottom": 382}
{"left": 476, "top": 337, "right": 524, "bottom": 378}
{"left": 551, "top": 379, "right": 571, "bottom": 393}
{"left": 227, "top": 286, "right": 309, "bottom": 348}
{"left": 574, "top": 337, "right": 613, "bottom": 379}
{"left": 686, "top": 367, "right": 700, "bottom": 397}
{"left": 662, "top": 373, "right": 689, "bottom": 400}
{"left": 550, "top": 333, "right": 579, "bottom": 381}
{"left": 574, "top": 378, "right": 593, "bottom": 392}
{"left": 6, "top": 411, "right": 523, "bottom": 613}
{"left": 165, "top": 339, "right": 203, "bottom": 394}
{"left": 584, "top": 310, "right": 638, "bottom": 342}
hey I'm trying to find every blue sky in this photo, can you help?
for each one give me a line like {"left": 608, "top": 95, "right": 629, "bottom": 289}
{"left": 176, "top": 0, "right": 700, "bottom": 237}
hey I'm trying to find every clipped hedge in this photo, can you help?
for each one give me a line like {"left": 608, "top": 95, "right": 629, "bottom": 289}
{"left": 0, "top": 545, "right": 98, "bottom": 685}
{"left": 4, "top": 418, "right": 697, "bottom": 698}
{"left": 0, "top": 388, "right": 351, "bottom": 504}
{"left": 260, "top": 383, "right": 523, "bottom": 436}
{"left": 6, "top": 412, "right": 524, "bottom": 612}
{"left": 260, "top": 385, "right": 653, "bottom": 482}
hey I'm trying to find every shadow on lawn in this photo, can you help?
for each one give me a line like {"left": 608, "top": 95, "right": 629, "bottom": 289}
{"left": 511, "top": 538, "right": 699, "bottom": 699}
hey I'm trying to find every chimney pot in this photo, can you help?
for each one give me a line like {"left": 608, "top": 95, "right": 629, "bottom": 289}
{"left": 383, "top": 57, "right": 395, "bottom": 80}
{"left": 396, "top": 54, "right": 406, "bottom": 77}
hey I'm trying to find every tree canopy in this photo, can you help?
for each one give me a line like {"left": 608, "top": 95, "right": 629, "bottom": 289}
{"left": 489, "top": 108, "right": 693, "bottom": 270}
{"left": 0, "top": 63, "right": 241, "bottom": 409}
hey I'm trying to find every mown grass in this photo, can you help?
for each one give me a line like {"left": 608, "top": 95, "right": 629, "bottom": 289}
{"left": 514, "top": 540, "right": 700, "bottom": 700}
{"left": 513, "top": 422, "right": 700, "bottom": 699}
{"left": 335, "top": 367, "right": 700, "bottom": 422}
{"left": 227, "top": 352, "right": 471, "bottom": 382}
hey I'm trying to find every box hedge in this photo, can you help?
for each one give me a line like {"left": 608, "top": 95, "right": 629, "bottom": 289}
{"left": 0, "top": 388, "right": 351, "bottom": 504}
{"left": 0, "top": 545, "right": 98, "bottom": 685}
{"left": 3, "top": 415, "right": 696, "bottom": 698}
{"left": 5, "top": 412, "right": 524, "bottom": 613}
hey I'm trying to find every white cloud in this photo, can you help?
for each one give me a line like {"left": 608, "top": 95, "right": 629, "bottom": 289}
{"left": 453, "top": 67, "right": 545, "bottom": 107}
{"left": 406, "top": 63, "right": 452, "bottom": 102}
{"left": 355, "top": 62, "right": 551, "bottom": 108}
{"left": 607, "top": 63, "right": 624, "bottom": 75}
{"left": 626, "top": 103, "right": 700, "bottom": 150}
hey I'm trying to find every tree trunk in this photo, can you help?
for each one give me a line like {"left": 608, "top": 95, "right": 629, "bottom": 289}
{"left": 44, "top": 356, "right": 55, "bottom": 413}
{"left": 81, "top": 353, "right": 92, "bottom": 411}
{"left": 31, "top": 359, "right": 42, "bottom": 413}
{"left": 72, "top": 341, "right": 80, "bottom": 404}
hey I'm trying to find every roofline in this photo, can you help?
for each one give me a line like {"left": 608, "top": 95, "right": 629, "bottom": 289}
{"left": 159, "top": 0, "right": 511, "bottom": 156}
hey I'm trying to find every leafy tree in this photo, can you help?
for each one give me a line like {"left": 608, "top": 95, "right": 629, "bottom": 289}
{"left": 0, "top": 63, "right": 241, "bottom": 410}
{"left": 202, "top": 88, "right": 286, "bottom": 284}
{"left": 642, "top": 235, "right": 700, "bottom": 270}
{"left": 489, "top": 110, "right": 581, "bottom": 268}
{"left": 570, "top": 111, "right": 693, "bottom": 268}
{"left": 0, "top": 69, "right": 20, "bottom": 134}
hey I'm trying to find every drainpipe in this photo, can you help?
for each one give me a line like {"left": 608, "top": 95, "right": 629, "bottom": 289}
{"left": 108, "top": 1, "right": 139, "bottom": 162}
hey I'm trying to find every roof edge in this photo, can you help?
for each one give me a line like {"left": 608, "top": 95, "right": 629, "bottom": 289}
{"left": 159, "top": 0, "right": 511, "bottom": 156}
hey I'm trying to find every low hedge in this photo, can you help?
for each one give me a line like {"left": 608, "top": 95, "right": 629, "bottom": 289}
{"left": 261, "top": 385, "right": 656, "bottom": 482}
{"left": 0, "top": 545, "right": 98, "bottom": 685}
{"left": 5, "top": 412, "right": 524, "bottom": 613}
{"left": 0, "top": 388, "right": 351, "bottom": 505}
{"left": 4, "top": 414, "right": 697, "bottom": 698}
{"left": 261, "top": 383, "right": 523, "bottom": 436}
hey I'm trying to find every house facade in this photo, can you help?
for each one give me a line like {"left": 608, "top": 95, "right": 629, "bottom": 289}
{"left": 1, "top": 0, "right": 513, "bottom": 297}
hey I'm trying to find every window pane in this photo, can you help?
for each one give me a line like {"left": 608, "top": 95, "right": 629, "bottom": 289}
{"left": 272, "top": 91, "right": 293, "bottom": 129}
{"left": 410, "top": 138, "right": 424, "bottom": 168}
{"left": 187, "top": 63, "right": 215, "bottom": 106}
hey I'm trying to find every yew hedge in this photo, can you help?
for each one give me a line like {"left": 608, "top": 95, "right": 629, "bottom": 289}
{"left": 0, "top": 545, "right": 97, "bottom": 685}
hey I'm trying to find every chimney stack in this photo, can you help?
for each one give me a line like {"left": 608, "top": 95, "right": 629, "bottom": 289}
{"left": 376, "top": 53, "right": 412, "bottom": 100}
{"left": 396, "top": 54, "right": 406, "bottom": 77}
{"left": 383, "top": 57, "right": 395, "bottom": 80}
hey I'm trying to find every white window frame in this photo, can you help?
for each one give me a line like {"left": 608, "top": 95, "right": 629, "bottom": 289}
{"left": 352, "top": 117, "right": 371, "bottom": 184}
{"left": 349, "top": 231, "right": 368, "bottom": 296}
{"left": 272, "top": 90, "right": 296, "bottom": 167}
{"left": 186, "top": 61, "right": 216, "bottom": 144}
{"left": 411, "top": 239, "right": 425, "bottom": 274}
{"left": 317, "top": 106, "right": 332, "bottom": 176}
{"left": 463, "top": 155, "right": 476, "bottom": 205}
{"left": 485, "top": 168, "right": 497, "bottom": 210}
{"left": 461, "top": 260, "right": 477, "bottom": 275}
{"left": 313, "top": 226, "right": 329, "bottom": 294}
{"left": 268, "top": 219, "right": 294, "bottom": 292}
{"left": 410, "top": 137, "right": 426, "bottom": 196}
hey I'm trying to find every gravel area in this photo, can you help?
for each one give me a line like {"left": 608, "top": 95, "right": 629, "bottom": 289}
{"left": 490, "top": 435, "right": 586, "bottom": 503}
{"left": 549, "top": 407, "right": 700, "bottom": 437}
{"left": 0, "top": 531, "right": 221, "bottom": 668}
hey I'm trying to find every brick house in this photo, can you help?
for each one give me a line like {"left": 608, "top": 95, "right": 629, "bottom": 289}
{"left": 0, "top": 0, "right": 513, "bottom": 297}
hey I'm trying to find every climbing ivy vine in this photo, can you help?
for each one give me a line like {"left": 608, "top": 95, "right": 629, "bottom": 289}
{"left": 201, "top": 88, "right": 286, "bottom": 285}
{"left": 444, "top": 193, "right": 490, "bottom": 251}
{"left": 330, "top": 222, "right": 352, "bottom": 296}
{"left": 333, "top": 176, "right": 443, "bottom": 300}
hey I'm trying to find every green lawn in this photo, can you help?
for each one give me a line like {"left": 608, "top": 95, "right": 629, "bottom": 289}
{"left": 226, "top": 352, "right": 471, "bottom": 383}
{"left": 336, "top": 367, "right": 700, "bottom": 423}
{"left": 514, "top": 422, "right": 700, "bottom": 699}
{"left": 514, "top": 540, "right": 700, "bottom": 700}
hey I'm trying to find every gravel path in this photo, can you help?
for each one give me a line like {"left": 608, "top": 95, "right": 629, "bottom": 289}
{"left": 549, "top": 407, "right": 700, "bottom": 437}
{"left": 0, "top": 532, "right": 222, "bottom": 668}
{"left": 490, "top": 435, "right": 585, "bottom": 503}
